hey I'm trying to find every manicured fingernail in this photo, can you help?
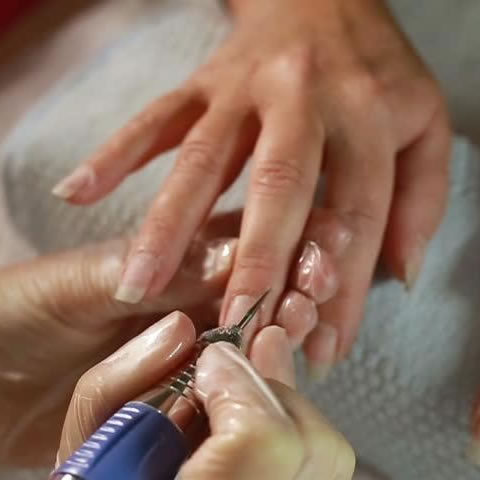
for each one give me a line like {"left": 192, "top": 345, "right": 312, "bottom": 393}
{"left": 52, "top": 165, "right": 95, "bottom": 199}
{"left": 467, "top": 438, "right": 480, "bottom": 466}
{"left": 225, "top": 295, "right": 259, "bottom": 350}
{"left": 405, "top": 241, "right": 425, "bottom": 291}
{"left": 184, "top": 238, "right": 237, "bottom": 280}
{"left": 305, "top": 322, "right": 338, "bottom": 384}
{"left": 114, "top": 251, "right": 157, "bottom": 304}
{"left": 295, "top": 241, "right": 339, "bottom": 303}
{"left": 276, "top": 291, "right": 317, "bottom": 349}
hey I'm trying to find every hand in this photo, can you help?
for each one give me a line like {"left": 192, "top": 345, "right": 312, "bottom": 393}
{"left": 57, "top": 313, "right": 356, "bottom": 480}
{"left": 0, "top": 214, "right": 340, "bottom": 467}
{"left": 0, "top": 234, "right": 237, "bottom": 466}
{"left": 51, "top": 0, "right": 451, "bottom": 365}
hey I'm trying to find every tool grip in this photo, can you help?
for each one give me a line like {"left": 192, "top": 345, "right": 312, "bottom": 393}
{"left": 52, "top": 401, "right": 188, "bottom": 480}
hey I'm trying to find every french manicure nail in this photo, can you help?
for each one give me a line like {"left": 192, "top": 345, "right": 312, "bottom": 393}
{"left": 276, "top": 291, "right": 317, "bottom": 349}
{"left": 51, "top": 165, "right": 95, "bottom": 199}
{"left": 114, "top": 251, "right": 157, "bottom": 304}
{"left": 296, "top": 241, "right": 339, "bottom": 303}
{"left": 405, "top": 240, "right": 426, "bottom": 291}
{"left": 225, "top": 295, "right": 259, "bottom": 350}
{"left": 306, "top": 322, "right": 338, "bottom": 384}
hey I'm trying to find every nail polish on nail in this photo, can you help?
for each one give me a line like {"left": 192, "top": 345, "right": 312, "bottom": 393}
{"left": 296, "top": 241, "right": 339, "bottom": 304}
{"left": 467, "top": 438, "right": 480, "bottom": 466}
{"left": 51, "top": 165, "right": 96, "bottom": 199}
{"left": 202, "top": 239, "right": 238, "bottom": 280}
{"left": 306, "top": 321, "right": 338, "bottom": 384}
{"left": 114, "top": 251, "right": 157, "bottom": 304}
{"left": 276, "top": 291, "right": 317, "bottom": 349}
{"left": 405, "top": 240, "right": 425, "bottom": 291}
{"left": 225, "top": 295, "right": 259, "bottom": 350}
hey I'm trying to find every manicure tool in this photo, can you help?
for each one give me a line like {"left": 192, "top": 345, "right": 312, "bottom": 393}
{"left": 51, "top": 291, "right": 269, "bottom": 480}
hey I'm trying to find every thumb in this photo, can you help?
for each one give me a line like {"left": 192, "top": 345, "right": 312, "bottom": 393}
{"left": 0, "top": 237, "right": 237, "bottom": 330}
{"left": 179, "top": 342, "right": 304, "bottom": 480}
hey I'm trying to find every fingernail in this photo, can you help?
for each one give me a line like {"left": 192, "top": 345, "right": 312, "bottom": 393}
{"left": 276, "top": 291, "right": 317, "bottom": 349}
{"left": 51, "top": 165, "right": 95, "bottom": 199}
{"left": 184, "top": 238, "right": 237, "bottom": 280}
{"left": 295, "top": 241, "right": 339, "bottom": 303}
{"left": 225, "top": 295, "right": 259, "bottom": 350}
{"left": 305, "top": 322, "right": 338, "bottom": 384}
{"left": 114, "top": 251, "right": 157, "bottom": 304}
{"left": 467, "top": 438, "right": 480, "bottom": 466}
{"left": 405, "top": 241, "right": 425, "bottom": 291}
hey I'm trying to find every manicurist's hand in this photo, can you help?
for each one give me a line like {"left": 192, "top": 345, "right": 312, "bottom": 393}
{"left": 57, "top": 313, "right": 356, "bottom": 480}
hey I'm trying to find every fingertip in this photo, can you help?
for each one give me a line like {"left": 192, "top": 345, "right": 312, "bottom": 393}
{"left": 250, "top": 326, "right": 296, "bottom": 389}
{"left": 276, "top": 290, "right": 317, "bottom": 349}
{"left": 51, "top": 164, "right": 97, "bottom": 202}
{"left": 303, "top": 322, "right": 338, "bottom": 384}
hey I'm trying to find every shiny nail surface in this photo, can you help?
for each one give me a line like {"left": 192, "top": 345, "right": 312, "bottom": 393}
{"left": 276, "top": 291, "right": 317, "bottom": 349}
{"left": 225, "top": 295, "right": 260, "bottom": 351}
{"left": 183, "top": 239, "right": 237, "bottom": 280}
{"left": 295, "top": 241, "right": 339, "bottom": 304}
{"left": 305, "top": 322, "right": 338, "bottom": 384}
{"left": 52, "top": 165, "right": 95, "bottom": 199}
{"left": 114, "top": 251, "right": 157, "bottom": 304}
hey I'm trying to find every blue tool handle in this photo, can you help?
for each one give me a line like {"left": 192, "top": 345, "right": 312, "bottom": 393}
{"left": 52, "top": 401, "right": 188, "bottom": 480}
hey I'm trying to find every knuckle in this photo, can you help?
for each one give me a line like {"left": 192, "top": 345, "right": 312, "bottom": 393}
{"left": 253, "top": 157, "right": 308, "bottom": 197}
{"left": 265, "top": 44, "right": 316, "bottom": 91}
{"left": 176, "top": 139, "right": 221, "bottom": 178}
{"left": 235, "top": 243, "right": 278, "bottom": 276}
{"left": 335, "top": 70, "right": 387, "bottom": 118}
{"left": 340, "top": 207, "right": 384, "bottom": 238}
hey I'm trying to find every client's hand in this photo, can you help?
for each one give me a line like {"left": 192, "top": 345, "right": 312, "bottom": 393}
{"left": 58, "top": 313, "right": 356, "bottom": 480}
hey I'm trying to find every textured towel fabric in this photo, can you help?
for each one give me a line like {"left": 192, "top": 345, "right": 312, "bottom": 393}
{"left": 2, "top": 1, "right": 480, "bottom": 479}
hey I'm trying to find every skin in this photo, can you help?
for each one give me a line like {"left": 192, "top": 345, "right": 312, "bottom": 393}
{"left": 0, "top": 213, "right": 340, "bottom": 466}
{"left": 57, "top": 313, "right": 356, "bottom": 480}
{"left": 53, "top": 0, "right": 451, "bottom": 363}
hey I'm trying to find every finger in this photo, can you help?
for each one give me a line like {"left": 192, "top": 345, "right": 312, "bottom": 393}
{"left": 221, "top": 104, "right": 324, "bottom": 336}
{"left": 269, "top": 381, "right": 356, "bottom": 480}
{"left": 383, "top": 108, "right": 451, "bottom": 288}
{"left": 51, "top": 89, "right": 205, "bottom": 203}
{"left": 291, "top": 240, "right": 339, "bottom": 304}
{"left": 275, "top": 291, "right": 318, "bottom": 351}
{"left": 311, "top": 116, "right": 395, "bottom": 361}
{"left": 301, "top": 207, "right": 353, "bottom": 259}
{"left": 181, "top": 342, "right": 304, "bottom": 480}
{"left": 0, "top": 236, "right": 237, "bottom": 332}
{"left": 114, "top": 105, "right": 254, "bottom": 304}
{"left": 57, "top": 311, "right": 196, "bottom": 461}
{"left": 249, "top": 325, "right": 296, "bottom": 388}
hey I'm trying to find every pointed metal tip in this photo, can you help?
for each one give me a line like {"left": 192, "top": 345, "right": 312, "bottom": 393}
{"left": 237, "top": 289, "right": 271, "bottom": 331}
